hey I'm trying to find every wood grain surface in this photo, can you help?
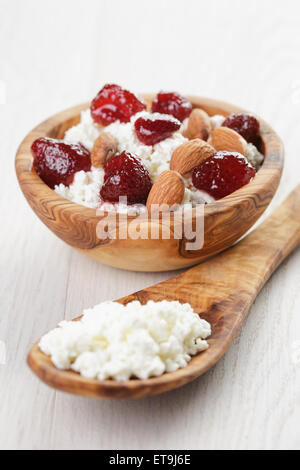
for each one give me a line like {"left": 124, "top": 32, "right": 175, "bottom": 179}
{"left": 1, "top": 0, "right": 300, "bottom": 450}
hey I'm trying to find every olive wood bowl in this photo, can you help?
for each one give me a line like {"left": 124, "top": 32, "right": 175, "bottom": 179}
{"left": 15, "top": 96, "right": 284, "bottom": 272}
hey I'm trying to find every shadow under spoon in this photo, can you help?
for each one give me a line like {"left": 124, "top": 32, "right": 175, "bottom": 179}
{"left": 28, "top": 185, "right": 300, "bottom": 399}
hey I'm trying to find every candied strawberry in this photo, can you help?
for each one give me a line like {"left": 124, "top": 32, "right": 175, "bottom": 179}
{"left": 100, "top": 151, "right": 152, "bottom": 205}
{"left": 192, "top": 151, "right": 256, "bottom": 200}
{"left": 134, "top": 114, "right": 181, "bottom": 145}
{"left": 31, "top": 138, "right": 91, "bottom": 189}
{"left": 151, "top": 92, "right": 192, "bottom": 122}
{"left": 223, "top": 113, "right": 260, "bottom": 145}
{"left": 91, "top": 84, "right": 146, "bottom": 126}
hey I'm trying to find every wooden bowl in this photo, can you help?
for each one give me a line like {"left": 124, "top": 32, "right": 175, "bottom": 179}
{"left": 15, "top": 96, "right": 284, "bottom": 272}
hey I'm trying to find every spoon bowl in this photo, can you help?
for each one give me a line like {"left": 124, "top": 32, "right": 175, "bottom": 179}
{"left": 27, "top": 185, "right": 300, "bottom": 398}
{"left": 16, "top": 96, "right": 284, "bottom": 272}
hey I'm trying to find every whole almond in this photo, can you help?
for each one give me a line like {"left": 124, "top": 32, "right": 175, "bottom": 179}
{"left": 170, "top": 139, "right": 215, "bottom": 175}
{"left": 91, "top": 133, "right": 118, "bottom": 168}
{"left": 211, "top": 127, "right": 248, "bottom": 155}
{"left": 146, "top": 170, "right": 185, "bottom": 211}
{"left": 184, "top": 108, "right": 211, "bottom": 141}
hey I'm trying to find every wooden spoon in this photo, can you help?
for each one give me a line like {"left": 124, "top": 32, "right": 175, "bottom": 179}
{"left": 28, "top": 185, "right": 300, "bottom": 399}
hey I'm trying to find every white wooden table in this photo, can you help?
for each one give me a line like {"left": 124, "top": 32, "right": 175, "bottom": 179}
{"left": 1, "top": 0, "right": 300, "bottom": 450}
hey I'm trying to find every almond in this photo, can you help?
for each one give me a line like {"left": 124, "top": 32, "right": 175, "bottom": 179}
{"left": 183, "top": 108, "right": 211, "bottom": 141}
{"left": 146, "top": 170, "right": 185, "bottom": 211}
{"left": 211, "top": 127, "right": 248, "bottom": 155}
{"left": 170, "top": 139, "right": 215, "bottom": 175}
{"left": 91, "top": 133, "right": 118, "bottom": 168}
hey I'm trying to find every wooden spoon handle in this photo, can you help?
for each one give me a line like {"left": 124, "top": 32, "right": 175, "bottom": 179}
{"left": 241, "top": 183, "right": 300, "bottom": 272}
{"left": 27, "top": 187, "right": 300, "bottom": 400}
{"left": 185, "top": 184, "right": 300, "bottom": 299}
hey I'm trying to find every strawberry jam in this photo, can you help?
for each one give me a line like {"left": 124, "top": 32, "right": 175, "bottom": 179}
{"left": 151, "top": 92, "right": 192, "bottom": 122}
{"left": 134, "top": 115, "right": 181, "bottom": 145}
{"left": 100, "top": 151, "right": 152, "bottom": 205}
{"left": 31, "top": 138, "right": 91, "bottom": 189}
{"left": 91, "top": 84, "right": 146, "bottom": 126}
{"left": 192, "top": 151, "right": 256, "bottom": 200}
{"left": 222, "top": 113, "right": 260, "bottom": 145}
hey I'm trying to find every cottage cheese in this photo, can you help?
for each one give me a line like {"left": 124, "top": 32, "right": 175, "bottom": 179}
{"left": 57, "top": 109, "right": 263, "bottom": 211}
{"left": 246, "top": 143, "right": 264, "bottom": 170}
{"left": 55, "top": 167, "right": 104, "bottom": 208}
{"left": 58, "top": 109, "right": 213, "bottom": 209}
{"left": 39, "top": 300, "right": 211, "bottom": 381}
{"left": 210, "top": 114, "right": 225, "bottom": 130}
{"left": 64, "top": 110, "right": 101, "bottom": 151}
{"left": 65, "top": 110, "right": 187, "bottom": 181}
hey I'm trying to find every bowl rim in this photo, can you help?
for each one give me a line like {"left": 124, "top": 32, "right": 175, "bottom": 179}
{"left": 15, "top": 95, "right": 284, "bottom": 224}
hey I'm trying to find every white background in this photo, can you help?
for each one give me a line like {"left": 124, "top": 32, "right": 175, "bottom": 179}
{"left": 1, "top": 0, "right": 300, "bottom": 450}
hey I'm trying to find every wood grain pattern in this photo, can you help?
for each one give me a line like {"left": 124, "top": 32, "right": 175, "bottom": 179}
{"left": 27, "top": 184, "right": 300, "bottom": 399}
{"left": 15, "top": 96, "right": 284, "bottom": 272}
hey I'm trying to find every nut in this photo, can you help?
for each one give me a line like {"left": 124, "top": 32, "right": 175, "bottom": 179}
{"left": 211, "top": 127, "right": 248, "bottom": 155}
{"left": 91, "top": 133, "right": 118, "bottom": 168}
{"left": 170, "top": 139, "right": 215, "bottom": 175}
{"left": 183, "top": 108, "right": 211, "bottom": 141}
{"left": 146, "top": 170, "right": 185, "bottom": 211}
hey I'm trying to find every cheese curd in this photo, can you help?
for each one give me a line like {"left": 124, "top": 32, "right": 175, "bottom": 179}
{"left": 39, "top": 300, "right": 211, "bottom": 381}
{"left": 65, "top": 110, "right": 187, "bottom": 181}
{"left": 246, "top": 143, "right": 264, "bottom": 170}
{"left": 57, "top": 109, "right": 213, "bottom": 209}
{"left": 102, "top": 111, "right": 187, "bottom": 181}
{"left": 64, "top": 109, "right": 101, "bottom": 151}
{"left": 55, "top": 167, "right": 104, "bottom": 208}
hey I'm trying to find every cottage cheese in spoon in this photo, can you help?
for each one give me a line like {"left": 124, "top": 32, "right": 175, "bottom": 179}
{"left": 39, "top": 300, "right": 211, "bottom": 381}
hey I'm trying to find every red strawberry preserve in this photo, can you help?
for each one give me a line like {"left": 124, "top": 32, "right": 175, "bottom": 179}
{"left": 91, "top": 84, "right": 146, "bottom": 126}
{"left": 192, "top": 151, "right": 256, "bottom": 200}
{"left": 134, "top": 115, "right": 181, "bottom": 145}
{"left": 151, "top": 92, "right": 192, "bottom": 122}
{"left": 222, "top": 113, "right": 260, "bottom": 145}
{"left": 31, "top": 138, "right": 91, "bottom": 189}
{"left": 100, "top": 151, "right": 152, "bottom": 205}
